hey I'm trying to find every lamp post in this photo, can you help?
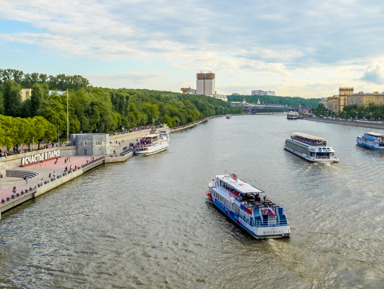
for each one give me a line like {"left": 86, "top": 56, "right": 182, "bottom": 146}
{"left": 66, "top": 89, "right": 69, "bottom": 143}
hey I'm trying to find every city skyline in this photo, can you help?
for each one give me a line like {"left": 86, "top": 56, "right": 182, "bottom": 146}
{"left": 2, "top": 1, "right": 384, "bottom": 98}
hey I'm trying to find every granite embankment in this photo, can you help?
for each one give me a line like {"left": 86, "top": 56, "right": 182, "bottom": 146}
{"left": 304, "top": 117, "right": 384, "bottom": 130}
{"left": 0, "top": 117, "right": 220, "bottom": 219}
{"left": 0, "top": 128, "right": 152, "bottom": 219}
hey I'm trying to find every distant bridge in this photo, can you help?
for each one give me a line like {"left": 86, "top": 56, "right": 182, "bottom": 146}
{"left": 243, "top": 104, "right": 297, "bottom": 114}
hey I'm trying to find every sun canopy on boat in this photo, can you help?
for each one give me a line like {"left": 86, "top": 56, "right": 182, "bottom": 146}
{"left": 367, "top": 132, "right": 384, "bottom": 137}
{"left": 143, "top": 134, "right": 159, "bottom": 138}
{"left": 218, "top": 175, "right": 264, "bottom": 194}
{"left": 291, "top": 132, "right": 324, "bottom": 141}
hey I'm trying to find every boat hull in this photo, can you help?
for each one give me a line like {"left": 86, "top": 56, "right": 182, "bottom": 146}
{"left": 284, "top": 139, "right": 339, "bottom": 163}
{"left": 356, "top": 137, "right": 384, "bottom": 150}
{"left": 206, "top": 191, "right": 290, "bottom": 239}
{"left": 134, "top": 143, "right": 169, "bottom": 156}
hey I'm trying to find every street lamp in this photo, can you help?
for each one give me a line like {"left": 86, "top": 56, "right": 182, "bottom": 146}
{"left": 66, "top": 89, "right": 69, "bottom": 142}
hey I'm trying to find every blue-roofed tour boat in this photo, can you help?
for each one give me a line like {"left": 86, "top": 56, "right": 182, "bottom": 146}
{"left": 206, "top": 173, "right": 291, "bottom": 239}
{"left": 356, "top": 132, "right": 384, "bottom": 150}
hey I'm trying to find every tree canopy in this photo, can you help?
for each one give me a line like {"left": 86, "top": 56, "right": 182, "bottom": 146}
{"left": 312, "top": 102, "right": 384, "bottom": 121}
{"left": 227, "top": 94, "right": 321, "bottom": 108}
{"left": 0, "top": 68, "right": 242, "bottom": 149}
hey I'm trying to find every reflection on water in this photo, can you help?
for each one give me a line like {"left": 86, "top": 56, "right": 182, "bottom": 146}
{"left": 1, "top": 114, "right": 384, "bottom": 288}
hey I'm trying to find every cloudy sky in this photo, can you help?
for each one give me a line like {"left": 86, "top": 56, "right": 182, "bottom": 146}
{"left": 1, "top": 0, "right": 384, "bottom": 98}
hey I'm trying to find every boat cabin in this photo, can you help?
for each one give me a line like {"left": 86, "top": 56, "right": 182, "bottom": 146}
{"left": 215, "top": 173, "right": 269, "bottom": 205}
{"left": 291, "top": 132, "right": 326, "bottom": 146}
{"left": 138, "top": 134, "right": 160, "bottom": 145}
{"left": 366, "top": 132, "right": 384, "bottom": 140}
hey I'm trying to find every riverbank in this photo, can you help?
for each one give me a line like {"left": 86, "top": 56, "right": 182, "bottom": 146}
{"left": 0, "top": 116, "right": 220, "bottom": 219}
{"left": 0, "top": 127, "right": 153, "bottom": 219}
{"left": 303, "top": 116, "right": 384, "bottom": 130}
{"left": 170, "top": 116, "right": 219, "bottom": 133}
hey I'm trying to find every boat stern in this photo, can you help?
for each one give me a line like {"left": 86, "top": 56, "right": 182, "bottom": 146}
{"left": 254, "top": 225, "right": 291, "bottom": 239}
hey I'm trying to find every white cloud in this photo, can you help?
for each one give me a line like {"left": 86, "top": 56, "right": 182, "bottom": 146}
{"left": 2, "top": 0, "right": 384, "bottom": 96}
{"left": 86, "top": 72, "right": 164, "bottom": 88}
{"left": 360, "top": 65, "right": 384, "bottom": 84}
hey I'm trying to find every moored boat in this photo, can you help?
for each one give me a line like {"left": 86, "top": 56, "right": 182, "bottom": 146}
{"left": 284, "top": 132, "right": 339, "bottom": 163}
{"left": 134, "top": 129, "right": 170, "bottom": 156}
{"left": 287, "top": 111, "right": 298, "bottom": 120}
{"left": 206, "top": 173, "right": 290, "bottom": 239}
{"left": 356, "top": 132, "right": 384, "bottom": 150}
{"left": 226, "top": 114, "right": 232, "bottom": 119}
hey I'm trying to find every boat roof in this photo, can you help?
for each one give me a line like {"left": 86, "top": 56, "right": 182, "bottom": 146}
{"left": 367, "top": 132, "right": 384, "bottom": 137}
{"left": 217, "top": 174, "right": 264, "bottom": 194}
{"left": 292, "top": 132, "right": 324, "bottom": 141}
{"left": 143, "top": 134, "right": 159, "bottom": 138}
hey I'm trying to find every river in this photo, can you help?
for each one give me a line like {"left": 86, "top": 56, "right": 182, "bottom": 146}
{"left": 1, "top": 114, "right": 384, "bottom": 288}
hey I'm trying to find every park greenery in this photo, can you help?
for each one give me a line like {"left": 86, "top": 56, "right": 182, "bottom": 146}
{"left": 227, "top": 94, "right": 321, "bottom": 108}
{"left": 0, "top": 68, "right": 242, "bottom": 150}
{"left": 312, "top": 103, "right": 384, "bottom": 121}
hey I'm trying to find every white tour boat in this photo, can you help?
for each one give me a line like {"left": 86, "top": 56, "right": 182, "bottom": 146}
{"left": 356, "top": 132, "right": 384, "bottom": 150}
{"left": 284, "top": 132, "right": 339, "bottom": 163}
{"left": 206, "top": 173, "right": 291, "bottom": 239}
{"left": 134, "top": 129, "right": 170, "bottom": 156}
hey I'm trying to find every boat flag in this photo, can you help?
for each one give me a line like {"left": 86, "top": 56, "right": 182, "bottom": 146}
{"left": 267, "top": 207, "right": 276, "bottom": 216}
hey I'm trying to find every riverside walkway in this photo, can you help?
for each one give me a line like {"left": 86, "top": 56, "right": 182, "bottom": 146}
{"left": 0, "top": 156, "right": 105, "bottom": 219}
{"left": 0, "top": 128, "right": 152, "bottom": 219}
{"left": 0, "top": 118, "right": 219, "bottom": 219}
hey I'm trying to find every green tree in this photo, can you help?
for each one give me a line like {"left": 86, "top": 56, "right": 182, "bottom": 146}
{"left": 128, "top": 102, "right": 139, "bottom": 127}
{"left": 142, "top": 102, "right": 159, "bottom": 124}
{"left": 0, "top": 115, "right": 13, "bottom": 149}
{"left": 31, "top": 83, "right": 47, "bottom": 115}
{"left": 3, "top": 80, "right": 22, "bottom": 117}
{"left": 38, "top": 94, "right": 67, "bottom": 136}
{"left": 0, "top": 91, "right": 4, "bottom": 114}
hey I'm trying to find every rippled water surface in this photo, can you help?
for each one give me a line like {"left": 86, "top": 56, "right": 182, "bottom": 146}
{"left": 1, "top": 115, "right": 384, "bottom": 288}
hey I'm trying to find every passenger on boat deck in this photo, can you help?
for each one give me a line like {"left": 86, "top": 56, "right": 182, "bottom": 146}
{"left": 263, "top": 195, "right": 267, "bottom": 205}
{"left": 256, "top": 193, "right": 261, "bottom": 203}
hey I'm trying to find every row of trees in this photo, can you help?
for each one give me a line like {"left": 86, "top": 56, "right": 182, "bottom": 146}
{"left": 227, "top": 94, "right": 321, "bottom": 108}
{"left": 0, "top": 115, "right": 56, "bottom": 150}
{"left": 0, "top": 69, "right": 89, "bottom": 91}
{"left": 312, "top": 103, "right": 384, "bottom": 121}
{"left": 0, "top": 68, "right": 242, "bottom": 149}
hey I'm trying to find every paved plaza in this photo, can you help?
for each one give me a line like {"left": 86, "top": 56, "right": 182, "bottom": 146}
{"left": 0, "top": 156, "right": 89, "bottom": 201}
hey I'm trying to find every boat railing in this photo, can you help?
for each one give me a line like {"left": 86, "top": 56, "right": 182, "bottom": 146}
{"left": 315, "top": 155, "right": 331, "bottom": 159}
{"left": 136, "top": 143, "right": 155, "bottom": 148}
{"left": 255, "top": 216, "right": 288, "bottom": 227}
{"left": 254, "top": 218, "right": 288, "bottom": 227}
{"left": 252, "top": 205, "right": 288, "bottom": 227}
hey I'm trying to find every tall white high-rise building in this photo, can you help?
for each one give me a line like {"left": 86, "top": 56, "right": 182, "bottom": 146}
{"left": 251, "top": 90, "right": 275, "bottom": 96}
{"left": 196, "top": 72, "right": 215, "bottom": 96}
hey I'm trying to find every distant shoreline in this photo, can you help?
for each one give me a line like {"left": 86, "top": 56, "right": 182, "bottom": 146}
{"left": 170, "top": 115, "right": 221, "bottom": 133}
{"left": 303, "top": 117, "right": 384, "bottom": 131}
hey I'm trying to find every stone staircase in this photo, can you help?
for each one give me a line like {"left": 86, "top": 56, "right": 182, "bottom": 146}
{"left": 6, "top": 170, "right": 39, "bottom": 179}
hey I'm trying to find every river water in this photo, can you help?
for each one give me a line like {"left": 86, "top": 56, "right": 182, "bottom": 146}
{"left": 1, "top": 114, "right": 384, "bottom": 288}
